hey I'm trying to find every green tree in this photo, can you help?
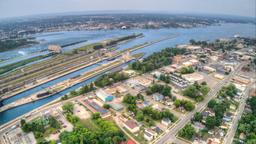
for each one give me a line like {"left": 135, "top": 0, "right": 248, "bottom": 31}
{"left": 178, "top": 124, "right": 196, "bottom": 140}
{"left": 103, "top": 104, "right": 111, "bottom": 109}
{"left": 193, "top": 112, "right": 203, "bottom": 122}
{"left": 205, "top": 116, "right": 218, "bottom": 129}
{"left": 92, "top": 112, "right": 101, "bottom": 120}
{"left": 62, "top": 102, "right": 74, "bottom": 114}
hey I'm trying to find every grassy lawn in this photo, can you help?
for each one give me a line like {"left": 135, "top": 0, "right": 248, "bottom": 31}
{"left": 79, "top": 119, "right": 100, "bottom": 131}
{"left": 123, "top": 127, "right": 147, "bottom": 144}
{"left": 44, "top": 127, "right": 58, "bottom": 137}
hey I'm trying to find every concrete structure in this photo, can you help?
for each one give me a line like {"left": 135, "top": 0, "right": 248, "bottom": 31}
{"left": 95, "top": 89, "right": 114, "bottom": 102}
{"left": 0, "top": 127, "right": 36, "bottom": 144}
{"left": 123, "top": 120, "right": 140, "bottom": 133}
{"left": 182, "top": 73, "right": 204, "bottom": 83}
{"left": 203, "top": 66, "right": 216, "bottom": 73}
{"left": 48, "top": 45, "right": 62, "bottom": 53}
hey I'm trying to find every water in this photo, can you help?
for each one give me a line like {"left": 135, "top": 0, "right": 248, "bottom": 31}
{"left": 0, "top": 23, "right": 255, "bottom": 125}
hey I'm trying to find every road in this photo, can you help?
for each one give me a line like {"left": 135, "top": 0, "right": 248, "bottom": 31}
{"left": 154, "top": 62, "right": 246, "bottom": 144}
{"left": 223, "top": 81, "right": 255, "bottom": 144}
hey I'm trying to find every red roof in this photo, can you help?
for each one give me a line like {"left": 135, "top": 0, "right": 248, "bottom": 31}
{"left": 127, "top": 139, "right": 136, "bottom": 144}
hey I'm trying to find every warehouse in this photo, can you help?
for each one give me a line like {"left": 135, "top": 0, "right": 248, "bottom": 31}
{"left": 95, "top": 89, "right": 114, "bottom": 102}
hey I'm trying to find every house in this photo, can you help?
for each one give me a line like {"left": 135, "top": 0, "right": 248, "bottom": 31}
{"left": 123, "top": 120, "right": 140, "bottom": 133}
{"left": 154, "top": 126, "right": 162, "bottom": 134}
{"left": 144, "top": 128, "right": 157, "bottom": 141}
{"left": 161, "top": 118, "right": 171, "bottom": 126}
{"left": 95, "top": 89, "right": 114, "bottom": 102}
{"left": 153, "top": 93, "right": 164, "bottom": 102}
{"left": 193, "top": 122, "right": 205, "bottom": 132}
{"left": 137, "top": 101, "right": 151, "bottom": 109}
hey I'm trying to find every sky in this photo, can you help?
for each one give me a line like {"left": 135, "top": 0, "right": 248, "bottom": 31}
{"left": 0, "top": 0, "right": 255, "bottom": 19}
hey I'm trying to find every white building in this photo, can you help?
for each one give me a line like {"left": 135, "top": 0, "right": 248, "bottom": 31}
{"left": 95, "top": 89, "right": 114, "bottom": 102}
{"left": 144, "top": 128, "right": 157, "bottom": 141}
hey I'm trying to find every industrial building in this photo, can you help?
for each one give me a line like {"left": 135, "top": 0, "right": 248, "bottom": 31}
{"left": 95, "top": 89, "right": 114, "bottom": 102}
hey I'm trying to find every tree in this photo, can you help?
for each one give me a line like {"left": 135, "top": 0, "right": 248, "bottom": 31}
{"left": 62, "top": 102, "right": 74, "bottom": 114}
{"left": 137, "top": 93, "right": 144, "bottom": 101}
{"left": 248, "top": 97, "right": 256, "bottom": 115}
{"left": 70, "top": 90, "right": 78, "bottom": 96}
{"left": 174, "top": 99, "right": 195, "bottom": 111}
{"left": 208, "top": 99, "right": 217, "bottom": 109}
{"left": 205, "top": 116, "right": 218, "bottom": 129}
{"left": 135, "top": 110, "right": 144, "bottom": 121}
{"left": 20, "top": 119, "right": 26, "bottom": 127}
{"left": 178, "top": 124, "right": 196, "bottom": 140}
{"left": 48, "top": 116, "right": 61, "bottom": 129}
{"left": 159, "top": 74, "right": 170, "bottom": 83}
{"left": 179, "top": 66, "right": 194, "bottom": 74}
{"left": 193, "top": 112, "right": 203, "bottom": 122}
{"left": 189, "top": 39, "right": 196, "bottom": 45}
{"left": 103, "top": 104, "right": 111, "bottom": 109}
{"left": 122, "top": 94, "right": 137, "bottom": 105}
{"left": 184, "top": 102, "right": 195, "bottom": 111}
{"left": 92, "top": 112, "right": 101, "bottom": 120}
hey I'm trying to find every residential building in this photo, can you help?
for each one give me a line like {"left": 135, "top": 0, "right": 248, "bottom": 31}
{"left": 144, "top": 128, "right": 157, "bottom": 141}
{"left": 161, "top": 118, "right": 171, "bottom": 126}
{"left": 123, "top": 120, "right": 140, "bottom": 133}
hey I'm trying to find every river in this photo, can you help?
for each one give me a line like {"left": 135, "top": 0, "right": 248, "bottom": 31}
{"left": 0, "top": 23, "right": 255, "bottom": 125}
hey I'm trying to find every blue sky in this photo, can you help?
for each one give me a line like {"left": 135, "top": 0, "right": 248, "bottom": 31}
{"left": 0, "top": 0, "right": 255, "bottom": 18}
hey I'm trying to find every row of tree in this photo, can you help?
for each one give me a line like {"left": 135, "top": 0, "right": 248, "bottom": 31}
{"left": 174, "top": 99, "right": 195, "bottom": 111}
{"left": 235, "top": 97, "right": 256, "bottom": 143}
{"left": 182, "top": 82, "right": 210, "bottom": 102}
{"left": 146, "top": 83, "right": 172, "bottom": 98}
{"left": 60, "top": 117, "right": 126, "bottom": 144}
{"left": 94, "top": 72, "right": 129, "bottom": 88}
{"left": 61, "top": 83, "right": 94, "bottom": 100}
{"left": 21, "top": 116, "right": 61, "bottom": 143}
{"left": 129, "top": 48, "right": 186, "bottom": 73}
{"left": 179, "top": 66, "right": 195, "bottom": 74}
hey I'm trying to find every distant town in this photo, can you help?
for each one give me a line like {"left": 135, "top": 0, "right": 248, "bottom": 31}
{"left": 0, "top": 13, "right": 255, "bottom": 52}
